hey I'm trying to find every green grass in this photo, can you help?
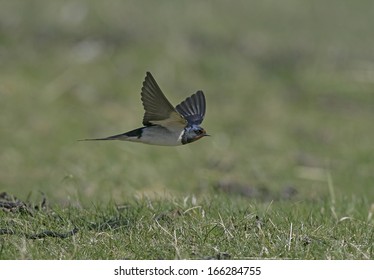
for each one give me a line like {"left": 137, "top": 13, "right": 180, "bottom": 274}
{"left": 0, "top": 0, "right": 373, "bottom": 259}
{"left": 1, "top": 194, "right": 373, "bottom": 259}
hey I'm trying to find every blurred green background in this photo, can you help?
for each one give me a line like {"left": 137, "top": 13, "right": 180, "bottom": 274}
{"left": 1, "top": 0, "right": 373, "bottom": 205}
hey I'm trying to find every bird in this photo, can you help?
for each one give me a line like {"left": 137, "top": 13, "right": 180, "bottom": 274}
{"left": 82, "top": 72, "right": 208, "bottom": 146}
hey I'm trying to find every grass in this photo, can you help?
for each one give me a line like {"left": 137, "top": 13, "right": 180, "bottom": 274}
{"left": 1, "top": 194, "right": 373, "bottom": 259}
{"left": 0, "top": 0, "right": 373, "bottom": 259}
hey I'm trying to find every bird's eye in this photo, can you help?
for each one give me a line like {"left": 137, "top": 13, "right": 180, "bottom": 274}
{"left": 196, "top": 129, "right": 203, "bottom": 135}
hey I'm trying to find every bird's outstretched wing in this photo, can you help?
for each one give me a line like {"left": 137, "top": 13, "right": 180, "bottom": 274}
{"left": 175, "top": 90, "right": 206, "bottom": 125}
{"left": 141, "top": 72, "right": 187, "bottom": 130}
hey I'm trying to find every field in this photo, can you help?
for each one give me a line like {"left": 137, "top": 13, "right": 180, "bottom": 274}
{"left": 0, "top": 0, "right": 373, "bottom": 259}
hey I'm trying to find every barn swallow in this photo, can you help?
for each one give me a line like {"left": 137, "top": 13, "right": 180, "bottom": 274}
{"left": 82, "top": 72, "right": 208, "bottom": 146}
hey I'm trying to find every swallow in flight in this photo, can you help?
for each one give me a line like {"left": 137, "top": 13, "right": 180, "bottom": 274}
{"left": 82, "top": 72, "right": 208, "bottom": 146}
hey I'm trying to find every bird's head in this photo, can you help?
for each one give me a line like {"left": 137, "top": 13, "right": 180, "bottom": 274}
{"left": 181, "top": 125, "right": 209, "bottom": 144}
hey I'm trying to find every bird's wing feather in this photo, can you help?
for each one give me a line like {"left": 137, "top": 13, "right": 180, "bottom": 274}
{"left": 175, "top": 90, "right": 206, "bottom": 125}
{"left": 141, "top": 72, "right": 187, "bottom": 130}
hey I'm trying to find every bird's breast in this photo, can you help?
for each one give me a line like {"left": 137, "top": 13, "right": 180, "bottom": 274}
{"left": 140, "top": 126, "right": 184, "bottom": 146}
